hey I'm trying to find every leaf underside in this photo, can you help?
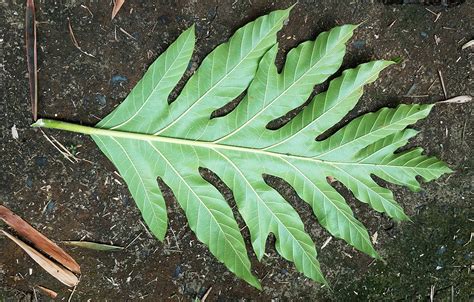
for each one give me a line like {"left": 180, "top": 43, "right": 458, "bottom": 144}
{"left": 41, "top": 7, "right": 451, "bottom": 289}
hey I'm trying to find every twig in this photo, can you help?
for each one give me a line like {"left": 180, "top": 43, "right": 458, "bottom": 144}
{"left": 430, "top": 285, "right": 435, "bottom": 302}
{"left": 438, "top": 70, "right": 447, "bottom": 99}
{"left": 26, "top": 0, "right": 37, "bottom": 120}
{"left": 387, "top": 19, "right": 396, "bottom": 29}
{"left": 40, "top": 129, "right": 77, "bottom": 163}
{"left": 68, "top": 18, "right": 95, "bottom": 58}
{"left": 119, "top": 27, "right": 136, "bottom": 40}
{"left": 425, "top": 8, "right": 441, "bottom": 22}
{"left": 321, "top": 236, "right": 332, "bottom": 250}
{"left": 201, "top": 286, "right": 212, "bottom": 302}
{"left": 80, "top": 4, "right": 93, "bottom": 17}
{"left": 125, "top": 233, "right": 142, "bottom": 249}
{"left": 67, "top": 276, "right": 80, "bottom": 302}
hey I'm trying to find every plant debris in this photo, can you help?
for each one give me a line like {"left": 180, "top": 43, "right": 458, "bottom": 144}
{"left": 67, "top": 18, "right": 95, "bottom": 58}
{"left": 1, "top": 230, "right": 79, "bottom": 287}
{"left": 436, "top": 95, "right": 472, "bottom": 104}
{"left": 62, "top": 240, "right": 125, "bottom": 251}
{"left": 11, "top": 125, "right": 19, "bottom": 139}
{"left": 461, "top": 39, "right": 474, "bottom": 50}
{"left": 25, "top": 0, "right": 37, "bottom": 121}
{"left": 0, "top": 205, "right": 81, "bottom": 274}
{"left": 36, "top": 285, "right": 58, "bottom": 299}
{"left": 111, "top": 0, "right": 125, "bottom": 20}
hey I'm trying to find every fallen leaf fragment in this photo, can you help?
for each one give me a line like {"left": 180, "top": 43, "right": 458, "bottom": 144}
{"left": 111, "top": 0, "right": 125, "bottom": 20}
{"left": 371, "top": 231, "right": 378, "bottom": 245}
{"left": 436, "top": 95, "right": 472, "bottom": 104}
{"left": 62, "top": 240, "right": 124, "bottom": 251}
{"left": 25, "top": 0, "right": 38, "bottom": 120}
{"left": 11, "top": 125, "right": 19, "bottom": 139}
{"left": 1, "top": 230, "right": 79, "bottom": 287}
{"left": 0, "top": 205, "right": 80, "bottom": 274}
{"left": 36, "top": 285, "right": 58, "bottom": 299}
{"left": 461, "top": 40, "right": 474, "bottom": 50}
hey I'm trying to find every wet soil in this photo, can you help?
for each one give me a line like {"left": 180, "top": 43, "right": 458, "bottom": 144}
{"left": 1, "top": 0, "right": 473, "bottom": 301}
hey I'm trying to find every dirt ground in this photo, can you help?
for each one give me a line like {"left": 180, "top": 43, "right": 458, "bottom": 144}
{"left": 1, "top": 0, "right": 472, "bottom": 301}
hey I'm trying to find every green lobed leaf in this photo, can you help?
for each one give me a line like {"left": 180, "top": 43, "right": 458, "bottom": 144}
{"left": 33, "top": 7, "right": 452, "bottom": 289}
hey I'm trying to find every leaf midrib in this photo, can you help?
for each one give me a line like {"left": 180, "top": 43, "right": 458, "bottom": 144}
{"left": 39, "top": 119, "right": 442, "bottom": 173}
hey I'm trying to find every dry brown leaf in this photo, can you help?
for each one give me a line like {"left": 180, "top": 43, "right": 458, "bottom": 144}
{"left": 1, "top": 230, "right": 79, "bottom": 287}
{"left": 25, "top": 0, "right": 37, "bottom": 120}
{"left": 0, "top": 205, "right": 80, "bottom": 274}
{"left": 111, "top": 0, "right": 125, "bottom": 20}
{"left": 36, "top": 285, "right": 58, "bottom": 299}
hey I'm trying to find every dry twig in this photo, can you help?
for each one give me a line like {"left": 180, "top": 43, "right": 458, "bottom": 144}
{"left": 438, "top": 70, "right": 448, "bottom": 99}
{"left": 26, "top": 0, "right": 37, "bottom": 120}
{"left": 68, "top": 18, "right": 95, "bottom": 58}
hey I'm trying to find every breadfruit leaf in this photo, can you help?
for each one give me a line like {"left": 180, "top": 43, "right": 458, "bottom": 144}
{"left": 33, "top": 6, "right": 451, "bottom": 289}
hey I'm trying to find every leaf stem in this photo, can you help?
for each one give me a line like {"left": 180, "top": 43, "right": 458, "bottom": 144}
{"left": 32, "top": 118, "right": 304, "bottom": 161}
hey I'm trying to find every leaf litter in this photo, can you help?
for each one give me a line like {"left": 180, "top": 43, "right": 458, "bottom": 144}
{"left": 25, "top": 0, "right": 37, "bottom": 120}
{"left": 1, "top": 230, "right": 79, "bottom": 287}
{"left": 0, "top": 205, "right": 80, "bottom": 274}
{"left": 62, "top": 241, "right": 124, "bottom": 251}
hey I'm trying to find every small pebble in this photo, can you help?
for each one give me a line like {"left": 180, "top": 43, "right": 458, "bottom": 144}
{"left": 35, "top": 156, "right": 47, "bottom": 168}
{"left": 173, "top": 265, "right": 183, "bottom": 278}
{"left": 353, "top": 40, "right": 366, "bottom": 49}
{"left": 44, "top": 201, "right": 55, "bottom": 215}
{"left": 420, "top": 31, "right": 428, "bottom": 38}
{"left": 96, "top": 94, "right": 107, "bottom": 106}
{"left": 25, "top": 176, "right": 33, "bottom": 188}
{"left": 111, "top": 74, "right": 128, "bottom": 86}
{"left": 436, "top": 245, "right": 447, "bottom": 255}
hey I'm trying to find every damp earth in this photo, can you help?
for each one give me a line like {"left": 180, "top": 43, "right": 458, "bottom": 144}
{"left": 1, "top": 0, "right": 472, "bottom": 301}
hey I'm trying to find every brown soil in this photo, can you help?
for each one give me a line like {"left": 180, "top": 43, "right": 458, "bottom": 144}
{"left": 1, "top": 0, "right": 472, "bottom": 301}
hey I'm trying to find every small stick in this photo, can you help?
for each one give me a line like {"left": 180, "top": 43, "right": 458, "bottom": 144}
{"left": 201, "top": 286, "right": 213, "bottom": 302}
{"left": 125, "top": 233, "right": 142, "bottom": 249}
{"left": 80, "top": 4, "right": 93, "bottom": 17}
{"left": 425, "top": 8, "right": 441, "bottom": 22}
{"left": 119, "top": 27, "right": 136, "bottom": 40}
{"left": 68, "top": 18, "right": 95, "bottom": 58}
{"left": 321, "top": 236, "right": 332, "bottom": 249}
{"left": 67, "top": 277, "right": 80, "bottom": 302}
{"left": 438, "top": 70, "right": 448, "bottom": 99}
{"left": 40, "top": 129, "right": 76, "bottom": 163}
{"left": 26, "top": 0, "right": 37, "bottom": 121}
{"left": 387, "top": 20, "right": 396, "bottom": 29}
